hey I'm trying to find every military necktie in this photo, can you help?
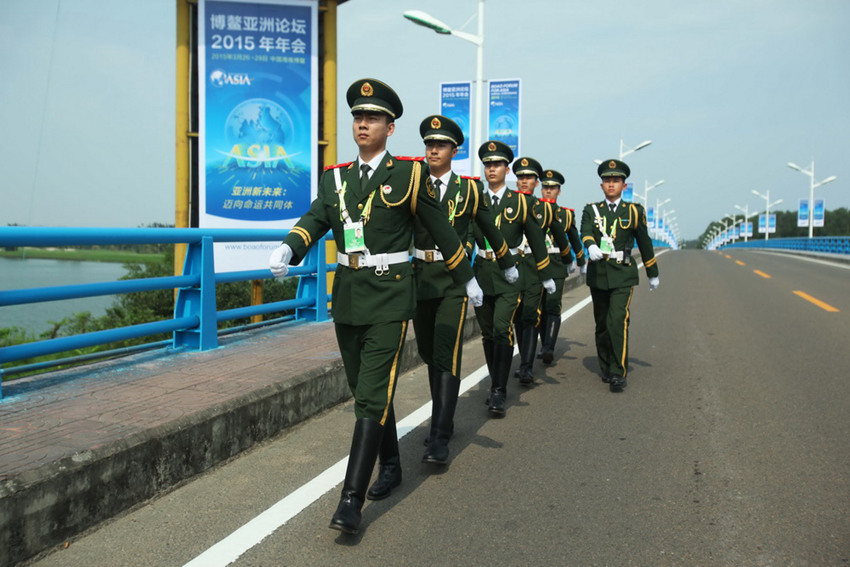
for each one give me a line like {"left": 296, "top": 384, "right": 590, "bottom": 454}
{"left": 360, "top": 164, "right": 371, "bottom": 192}
{"left": 492, "top": 195, "right": 499, "bottom": 209}
{"left": 608, "top": 203, "right": 616, "bottom": 213}
{"left": 434, "top": 178, "right": 442, "bottom": 200}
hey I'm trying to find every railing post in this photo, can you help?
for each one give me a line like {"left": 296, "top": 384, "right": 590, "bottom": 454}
{"left": 173, "top": 236, "right": 218, "bottom": 350}
{"left": 294, "top": 242, "right": 329, "bottom": 322}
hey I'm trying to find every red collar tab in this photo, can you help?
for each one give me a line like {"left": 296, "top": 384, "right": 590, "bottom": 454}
{"left": 460, "top": 175, "right": 481, "bottom": 180}
{"left": 514, "top": 189, "right": 533, "bottom": 195}
{"left": 540, "top": 198, "right": 557, "bottom": 204}
{"left": 395, "top": 156, "right": 425, "bottom": 161}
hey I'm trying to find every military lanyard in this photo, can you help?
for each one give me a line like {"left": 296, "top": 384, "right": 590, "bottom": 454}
{"left": 447, "top": 190, "right": 461, "bottom": 224}
{"left": 592, "top": 203, "right": 617, "bottom": 255}
{"left": 334, "top": 166, "right": 377, "bottom": 225}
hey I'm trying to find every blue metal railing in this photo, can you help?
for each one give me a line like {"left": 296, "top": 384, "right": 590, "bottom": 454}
{"left": 0, "top": 227, "right": 333, "bottom": 395}
{"left": 721, "top": 236, "right": 850, "bottom": 255}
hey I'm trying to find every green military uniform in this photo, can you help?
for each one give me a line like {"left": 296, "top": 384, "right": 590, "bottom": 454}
{"left": 278, "top": 79, "right": 474, "bottom": 535}
{"left": 413, "top": 116, "right": 512, "bottom": 464}
{"left": 580, "top": 159, "right": 659, "bottom": 392}
{"left": 537, "top": 168, "right": 586, "bottom": 364}
{"left": 512, "top": 158, "right": 571, "bottom": 384}
{"left": 472, "top": 142, "right": 554, "bottom": 416}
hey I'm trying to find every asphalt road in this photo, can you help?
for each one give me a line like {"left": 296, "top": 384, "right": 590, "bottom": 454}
{"left": 30, "top": 249, "right": 850, "bottom": 567}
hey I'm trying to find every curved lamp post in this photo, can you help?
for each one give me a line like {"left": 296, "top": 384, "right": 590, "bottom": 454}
{"left": 787, "top": 160, "right": 837, "bottom": 238}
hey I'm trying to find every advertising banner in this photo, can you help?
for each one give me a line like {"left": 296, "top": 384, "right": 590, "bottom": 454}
{"left": 743, "top": 221, "right": 753, "bottom": 237}
{"left": 797, "top": 199, "right": 809, "bottom": 228}
{"left": 488, "top": 79, "right": 521, "bottom": 159}
{"left": 647, "top": 207, "right": 654, "bottom": 226}
{"left": 813, "top": 199, "right": 825, "bottom": 227}
{"left": 198, "top": 0, "right": 318, "bottom": 272}
{"left": 623, "top": 183, "right": 634, "bottom": 202}
{"left": 758, "top": 214, "right": 777, "bottom": 234}
{"left": 440, "top": 82, "right": 471, "bottom": 175}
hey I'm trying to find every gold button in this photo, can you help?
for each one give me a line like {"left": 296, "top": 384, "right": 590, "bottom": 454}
{"left": 357, "top": 203, "right": 364, "bottom": 210}
{"left": 395, "top": 274, "right": 401, "bottom": 281}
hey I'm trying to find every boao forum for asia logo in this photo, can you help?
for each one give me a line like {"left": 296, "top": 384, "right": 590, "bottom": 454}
{"left": 209, "top": 69, "right": 252, "bottom": 88}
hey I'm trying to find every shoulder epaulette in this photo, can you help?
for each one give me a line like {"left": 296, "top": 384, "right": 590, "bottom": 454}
{"left": 395, "top": 156, "right": 426, "bottom": 161}
{"left": 514, "top": 190, "right": 533, "bottom": 196}
{"left": 460, "top": 175, "right": 481, "bottom": 180}
{"left": 562, "top": 206, "right": 575, "bottom": 212}
{"left": 539, "top": 198, "right": 557, "bottom": 204}
{"left": 324, "top": 161, "right": 353, "bottom": 171}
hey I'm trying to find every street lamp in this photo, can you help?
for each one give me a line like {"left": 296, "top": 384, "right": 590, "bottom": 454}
{"left": 787, "top": 160, "right": 837, "bottom": 238}
{"left": 733, "top": 203, "right": 751, "bottom": 243}
{"left": 634, "top": 178, "right": 665, "bottom": 206}
{"left": 654, "top": 197, "right": 671, "bottom": 238}
{"left": 404, "top": 1, "right": 485, "bottom": 176}
{"left": 593, "top": 137, "right": 652, "bottom": 165}
{"left": 752, "top": 189, "right": 783, "bottom": 241}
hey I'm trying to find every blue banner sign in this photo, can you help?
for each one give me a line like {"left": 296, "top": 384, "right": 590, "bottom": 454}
{"left": 798, "top": 199, "right": 809, "bottom": 228}
{"left": 623, "top": 183, "right": 634, "bottom": 202}
{"left": 440, "top": 82, "right": 471, "bottom": 163}
{"left": 813, "top": 199, "right": 825, "bottom": 227}
{"left": 199, "top": 0, "right": 317, "bottom": 227}
{"left": 488, "top": 79, "right": 521, "bottom": 157}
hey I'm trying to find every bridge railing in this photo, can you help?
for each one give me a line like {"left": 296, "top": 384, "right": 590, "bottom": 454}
{"left": 721, "top": 236, "right": 850, "bottom": 255}
{"left": 0, "top": 227, "right": 334, "bottom": 395}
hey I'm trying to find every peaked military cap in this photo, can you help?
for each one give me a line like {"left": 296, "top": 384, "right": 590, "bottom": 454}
{"left": 541, "top": 169, "right": 565, "bottom": 186}
{"left": 512, "top": 156, "right": 543, "bottom": 178}
{"left": 420, "top": 114, "right": 464, "bottom": 146}
{"left": 478, "top": 140, "right": 514, "bottom": 164}
{"left": 347, "top": 78, "right": 403, "bottom": 119}
{"left": 597, "top": 159, "right": 630, "bottom": 179}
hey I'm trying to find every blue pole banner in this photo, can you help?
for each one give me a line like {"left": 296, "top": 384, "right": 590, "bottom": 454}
{"left": 769, "top": 213, "right": 777, "bottom": 233}
{"left": 797, "top": 199, "right": 809, "bottom": 228}
{"left": 647, "top": 207, "right": 655, "bottom": 225}
{"left": 488, "top": 79, "right": 521, "bottom": 159}
{"left": 198, "top": 0, "right": 318, "bottom": 272}
{"left": 758, "top": 214, "right": 767, "bottom": 233}
{"left": 440, "top": 82, "right": 471, "bottom": 174}
{"left": 813, "top": 199, "right": 825, "bottom": 227}
{"left": 623, "top": 183, "right": 634, "bottom": 202}
{"left": 744, "top": 221, "right": 753, "bottom": 237}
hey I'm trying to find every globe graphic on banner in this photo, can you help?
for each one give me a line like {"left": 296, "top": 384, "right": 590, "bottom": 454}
{"left": 224, "top": 98, "right": 289, "bottom": 148}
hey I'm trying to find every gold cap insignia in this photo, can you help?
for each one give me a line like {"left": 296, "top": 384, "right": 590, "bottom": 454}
{"left": 546, "top": 171, "right": 553, "bottom": 178}
{"left": 431, "top": 117, "right": 441, "bottom": 129}
{"left": 521, "top": 158, "right": 529, "bottom": 166}
{"left": 361, "top": 82, "right": 373, "bottom": 97}
{"left": 608, "top": 160, "right": 617, "bottom": 169}
{"left": 488, "top": 142, "right": 496, "bottom": 151}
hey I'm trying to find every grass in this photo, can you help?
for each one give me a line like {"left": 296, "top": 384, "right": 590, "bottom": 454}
{"left": 0, "top": 247, "right": 166, "bottom": 264}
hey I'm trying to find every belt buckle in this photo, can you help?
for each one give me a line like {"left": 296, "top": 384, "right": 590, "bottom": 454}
{"left": 349, "top": 254, "right": 360, "bottom": 270}
{"left": 425, "top": 250, "right": 434, "bottom": 263}
{"left": 486, "top": 250, "right": 494, "bottom": 260}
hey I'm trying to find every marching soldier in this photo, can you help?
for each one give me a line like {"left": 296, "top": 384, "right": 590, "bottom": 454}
{"left": 512, "top": 157, "right": 571, "bottom": 385}
{"left": 580, "top": 159, "right": 659, "bottom": 393}
{"left": 472, "top": 142, "right": 555, "bottom": 417}
{"left": 269, "top": 79, "right": 484, "bottom": 535}
{"left": 537, "top": 169, "right": 586, "bottom": 364}
{"left": 413, "top": 115, "right": 517, "bottom": 465}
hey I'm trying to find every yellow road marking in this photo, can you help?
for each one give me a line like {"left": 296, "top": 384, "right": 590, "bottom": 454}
{"left": 793, "top": 291, "right": 840, "bottom": 312}
{"left": 753, "top": 270, "right": 771, "bottom": 279}
{"left": 735, "top": 260, "right": 745, "bottom": 266}
{"left": 725, "top": 254, "right": 732, "bottom": 259}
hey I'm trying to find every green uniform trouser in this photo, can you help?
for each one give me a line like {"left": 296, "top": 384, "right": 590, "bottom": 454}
{"left": 590, "top": 286, "right": 634, "bottom": 378}
{"left": 542, "top": 276, "right": 566, "bottom": 316}
{"left": 475, "top": 292, "right": 521, "bottom": 346}
{"left": 335, "top": 320, "right": 409, "bottom": 423}
{"left": 414, "top": 295, "right": 469, "bottom": 376}
{"left": 517, "top": 256, "right": 542, "bottom": 328}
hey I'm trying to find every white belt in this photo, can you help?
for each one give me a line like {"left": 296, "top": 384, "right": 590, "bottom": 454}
{"left": 547, "top": 246, "right": 560, "bottom": 254}
{"left": 413, "top": 248, "right": 444, "bottom": 262}
{"left": 605, "top": 250, "right": 630, "bottom": 264}
{"left": 337, "top": 251, "right": 409, "bottom": 274}
{"left": 476, "top": 247, "right": 520, "bottom": 261}
{"left": 522, "top": 245, "right": 532, "bottom": 255}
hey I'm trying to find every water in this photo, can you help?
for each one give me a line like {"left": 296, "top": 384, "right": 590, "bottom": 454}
{"left": 1, "top": 258, "right": 129, "bottom": 335}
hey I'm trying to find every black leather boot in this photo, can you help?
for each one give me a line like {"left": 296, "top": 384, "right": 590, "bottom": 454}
{"left": 424, "top": 365, "right": 438, "bottom": 445}
{"left": 423, "top": 371, "right": 460, "bottom": 465}
{"left": 540, "top": 313, "right": 561, "bottom": 365}
{"left": 366, "top": 407, "right": 402, "bottom": 500}
{"left": 518, "top": 325, "right": 537, "bottom": 386}
{"left": 513, "top": 322, "right": 524, "bottom": 378}
{"left": 329, "top": 418, "right": 383, "bottom": 534}
{"left": 488, "top": 342, "right": 513, "bottom": 417}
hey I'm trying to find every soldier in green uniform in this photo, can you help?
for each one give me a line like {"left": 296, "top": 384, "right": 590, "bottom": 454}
{"left": 414, "top": 116, "right": 516, "bottom": 464}
{"left": 268, "top": 79, "right": 483, "bottom": 535}
{"left": 580, "top": 159, "right": 660, "bottom": 393}
{"left": 537, "top": 169, "right": 586, "bottom": 364}
{"left": 511, "top": 157, "right": 571, "bottom": 385}
{"left": 472, "top": 142, "right": 555, "bottom": 416}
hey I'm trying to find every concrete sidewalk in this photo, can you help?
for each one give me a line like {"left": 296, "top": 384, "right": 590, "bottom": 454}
{"left": 1, "top": 276, "right": 585, "bottom": 567}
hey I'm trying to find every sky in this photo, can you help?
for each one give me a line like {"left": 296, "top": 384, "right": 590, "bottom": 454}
{"left": 1, "top": 0, "right": 848, "bottom": 242}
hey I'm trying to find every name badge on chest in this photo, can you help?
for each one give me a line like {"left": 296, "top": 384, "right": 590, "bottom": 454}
{"left": 344, "top": 221, "right": 366, "bottom": 252}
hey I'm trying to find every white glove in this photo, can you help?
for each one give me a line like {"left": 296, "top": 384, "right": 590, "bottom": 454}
{"left": 587, "top": 244, "right": 604, "bottom": 262}
{"left": 567, "top": 261, "right": 577, "bottom": 274}
{"left": 268, "top": 243, "right": 293, "bottom": 278}
{"left": 580, "top": 263, "right": 587, "bottom": 275}
{"left": 466, "top": 278, "right": 484, "bottom": 307}
{"left": 503, "top": 265, "right": 519, "bottom": 284}
{"left": 648, "top": 276, "right": 660, "bottom": 291}
{"left": 542, "top": 278, "right": 556, "bottom": 294}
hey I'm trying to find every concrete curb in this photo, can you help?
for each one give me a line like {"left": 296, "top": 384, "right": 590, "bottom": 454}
{"left": 1, "top": 276, "right": 586, "bottom": 567}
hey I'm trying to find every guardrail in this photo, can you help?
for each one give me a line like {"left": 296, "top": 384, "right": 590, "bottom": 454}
{"left": 721, "top": 236, "right": 850, "bottom": 255}
{"left": 0, "top": 227, "right": 333, "bottom": 396}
